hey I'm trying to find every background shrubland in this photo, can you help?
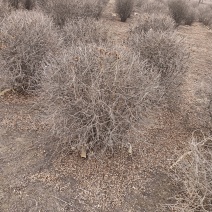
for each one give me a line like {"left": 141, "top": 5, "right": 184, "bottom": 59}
{"left": 0, "top": 10, "right": 60, "bottom": 94}
{"left": 40, "top": 0, "right": 109, "bottom": 27}
{"left": 0, "top": 0, "right": 191, "bottom": 151}
{"left": 1, "top": 0, "right": 212, "bottom": 211}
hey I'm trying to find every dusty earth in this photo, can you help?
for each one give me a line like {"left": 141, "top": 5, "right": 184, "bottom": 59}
{"left": 1, "top": 1, "right": 212, "bottom": 212}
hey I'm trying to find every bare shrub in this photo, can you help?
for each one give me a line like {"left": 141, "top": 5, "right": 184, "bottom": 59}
{"left": 62, "top": 18, "right": 108, "bottom": 46}
{"left": 46, "top": 0, "right": 74, "bottom": 27}
{"left": 129, "top": 29, "right": 189, "bottom": 110}
{"left": 134, "top": 13, "right": 175, "bottom": 33}
{"left": 7, "top": 0, "right": 19, "bottom": 8}
{"left": 0, "top": 1, "right": 10, "bottom": 21}
{"left": 168, "top": 132, "right": 212, "bottom": 211}
{"left": 80, "top": 0, "right": 109, "bottom": 19}
{"left": 43, "top": 0, "right": 108, "bottom": 27}
{"left": 184, "top": 7, "right": 196, "bottom": 26}
{"left": 34, "top": 0, "right": 47, "bottom": 9}
{"left": 141, "top": 0, "right": 170, "bottom": 15}
{"left": 130, "top": 30, "right": 189, "bottom": 81}
{"left": 168, "top": 0, "right": 195, "bottom": 26}
{"left": 134, "top": 0, "right": 144, "bottom": 8}
{"left": 0, "top": 10, "right": 60, "bottom": 94}
{"left": 41, "top": 43, "right": 161, "bottom": 155}
{"left": 23, "top": 0, "right": 35, "bottom": 10}
{"left": 168, "top": 0, "right": 187, "bottom": 25}
{"left": 115, "top": 0, "right": 134, "bottom": 22}
{"left": 3, "top": 0, "right": 36, "bottom": 10}
{"left": 198, "top": 5, "right": 212, "bottom": 28}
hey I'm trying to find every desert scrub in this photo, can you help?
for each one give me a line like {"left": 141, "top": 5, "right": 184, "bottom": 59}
{"left": 129, "top": 29, "right": 189, "bottom": 110}
{"left": 23, "top": 0, "right": 35, "bottom": 10}
{"left": 167, "top": 133, "right": 212, "bottom": 211}
{"left": 115, "top": 0, "right": 134, "bottom": 22}
{"left": 0, "top": 1, "right": 10, "bottom": 21}
{"left": 198, "top": 5, "right": 212, "bottom": 28}
{"left": 62, "top": 18, "right": 108, "bottom": 46}
{"left": 134, "top": 13, "right": 175, "bottom": 33}
{"left": 7, "top": 0, "right": 20, "bottom": 9}
{"left": 140, "top": 0, "right": 170, "bottom": 15}
{"left": 0, "top": 10, "right": 61, "bottom": 94}
{"left": 43, "top": 0, "right": 109, "bottom": 27}
{"left": 168, "top": 0, "right": 195, "bottom": 26}
{"left": 41, "top": 0, "right": 76, "bottom": 27}
{"left": 41, "top": 43, "right": 161, "bottom": 155}
{"left": 130, "top": 30, "right": 189, "bottom": 80}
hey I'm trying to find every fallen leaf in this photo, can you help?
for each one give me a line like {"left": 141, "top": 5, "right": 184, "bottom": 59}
{"left": 80, "top": 147, "right": 87, "bottom": 158}
{"left": 0, "top": 89, "right": 11, "bottom": 96}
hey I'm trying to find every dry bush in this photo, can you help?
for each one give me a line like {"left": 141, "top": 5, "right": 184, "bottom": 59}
{"left": 134, "top": 0, "right": 144, "bottom": 8}
{"left": 23, "top": 0, "right": 35, "bottom": 10}
{"left": 168, "top": 0, "right": 196, "bottom": 25}
{"left": 168, "top": 0, "right": 187, "bottom": 25}
{"left": 7, "top": 0, "right": 19, "bottom": 8}
{"left": 168, "top": 0, "right": 196, "bottom": 26}
{"left": 0, "top": 10, "right": 60, "bottom": 94}
{"left": 130, "top": 30, "right": 189, "bottom": 81}
{"left": 0, "top": 1, "right": 10, "bottom": 21}
{"left": 185, "top": 8, "right": 196, "bottom": 26}
{"left": 168, "top": 132, "right": 212, "bottom": 211}
{"left": 43, "top": 0, "right": 108, "bottom": 27}
{"left": 41, "top": 43, "right": 161, "bottom": 155}
{"left": 80, "top": 0, "right": 109, "bottom": 19}
{"left": 45, "top": 0, "right": 75, "bottom": 27}
{"left": 62, "top": 18, "right": 108, "bottom": 46}
{"left": 198, "top": 5, "right": 212, "bottom": 28}
{"left": 3, "top": 0, "right": 36, "bottom": 10}
{"left": 134, "top": 13, "right": 175, "bottom": 33}
{"left": 34, "top": 0, "right": 47, "bottom": 9}
{"left": 140, "top": 0, "right": 170, "bottom": 15}
{"left": 115, "top": 0, "right": 134, "bottom": 22}
{"left": 129, "top": 29, "right": 189, "bottom": 110}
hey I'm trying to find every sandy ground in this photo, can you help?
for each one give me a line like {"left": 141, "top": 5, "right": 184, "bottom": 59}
{"left": 1, "top": 1, "right": 212, "bottom": 212}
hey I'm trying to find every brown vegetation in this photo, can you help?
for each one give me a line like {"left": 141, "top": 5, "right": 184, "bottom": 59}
{"left": 0, "top": 0, "right": 212, "bottom": 211}
{"left": 0, "top": 10, "right": 60, "bottom": 93}
{"left": 40, "top": 43, "right": 160, "bottom": 154}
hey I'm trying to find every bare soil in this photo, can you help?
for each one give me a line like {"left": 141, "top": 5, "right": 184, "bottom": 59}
{"left": 1, "top": 2, "right": 212, "bottom": 212}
